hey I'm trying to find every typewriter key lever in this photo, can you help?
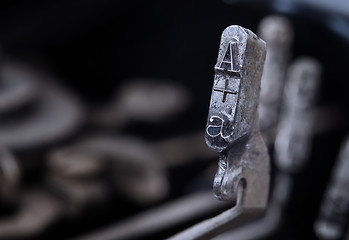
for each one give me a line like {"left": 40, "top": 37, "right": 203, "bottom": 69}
{"left": 169, "top": 26, "right": 270, "bottom": 240}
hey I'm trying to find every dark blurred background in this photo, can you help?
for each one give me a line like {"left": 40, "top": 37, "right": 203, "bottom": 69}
{"left": 0, "top": 0, "right": 349, "bottom": 239}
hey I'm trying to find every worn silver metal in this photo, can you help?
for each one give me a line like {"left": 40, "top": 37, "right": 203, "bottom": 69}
{"left": 314, "top": 136, "right": 349, "bottom": 240}
{"left": 205, "top": 25, "right": 269, "bottom": 201}
{"left": 274, "top": 57, "right": 321, "bottom": 172}
{"left": 205, "top": 26, "right": 265, "bottom": 153}
{"left": 212, "top": 173, "right": 292, "bottom": 240}
{"left": 211, "top": 56, "right": 322, "bottom": 240}
{"left": 167, "top": 25, "right": 269, "bottom": 240}
{"left": 257, "top": 15, "right": 293, "bottom": 145}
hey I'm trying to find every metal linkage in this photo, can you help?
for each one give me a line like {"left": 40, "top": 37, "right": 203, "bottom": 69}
{"left": 214, "top": 56, "right": 322, "bottom": 240}
{"left": 74, "top": 191, "right": 231, "bottom": 240}
{"left": 206, "top": 25, "right": 269, "bottom": 209}
{"left": 258, "top": 15, "right": 294, "bottom": 146}
{"left": 314, "top": 136, "right": 349, "bottom": 240}
{"left": 168, "top": 25, "right": 269, "bottom": 240}
{"left": 212, "top": 173, "right": 291, "bottom": 240}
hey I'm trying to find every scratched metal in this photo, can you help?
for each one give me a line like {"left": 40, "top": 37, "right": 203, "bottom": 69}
{"left": 205, "top": 26, "right": 265, "bottom": 153}
{"left": 168, "top": 25, "right": 269, "bottom": 240}
{"left": 212, "top": 55, "right": 321, "bottom": 237}
{"left": 274, "top": 57, "right": 321, "bottom": 172}
{"left": 205, "top": 25, "right": 269, "bottom": 202}
{"left": 314, "top": 136, "right": 349, "bottom": 240}
{"left": 257, "top": 15, "right": 293, "bottom": 145}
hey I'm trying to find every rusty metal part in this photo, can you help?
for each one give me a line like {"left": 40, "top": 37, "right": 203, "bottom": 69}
{"left": 0, "top": 148, "right": 20, "bottom": 202}
{"left": 314, "top": 136, "right": 349, "bottom": 240}
{"left": 92, "top": 79, "right": 190, "bottom": 127}
{"left": 0, "top": 190, "right": 63, "bottom": 239}
{"left": 257, "top": 15, "right": 293, "bottom": 145}
{"left": 0, "top": 62, "right": 39, "bottom": 115}
{"left": 274, "top": 57, "right": 321, "bottom": 172}
{"left": 168, "top": 25, "right": 269, "bottom": 240}
{"left": 74, "top": 191, "right": 231, "bottom": 240}
{"left": 205, "top": 26, "right": 266, "bottom": 154}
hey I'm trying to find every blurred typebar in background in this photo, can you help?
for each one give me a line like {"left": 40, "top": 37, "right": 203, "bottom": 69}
{"left": 0, "top": 0, "right": 349, "bottom": 239}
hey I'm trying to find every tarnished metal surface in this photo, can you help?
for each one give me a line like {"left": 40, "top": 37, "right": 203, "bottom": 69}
{"left": 205, "top": 25, "right": 269, "bottom": 202}
{"left": 213, "top": 174, "right": 292, "bottom": 240}
{"left": 0, "top": 7, "right": 347, "bottom": 239}
{"left": 314, "top": 136, "right": 349, "bottom": 240}
{"left": 167, "top": 25, "right": 269, "bottom": 240}
{"left": 205, "top": 26, "right": 266, "bottom": 154}
{"left": 212, "top": 55, "right": 322, "bottom": 240}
